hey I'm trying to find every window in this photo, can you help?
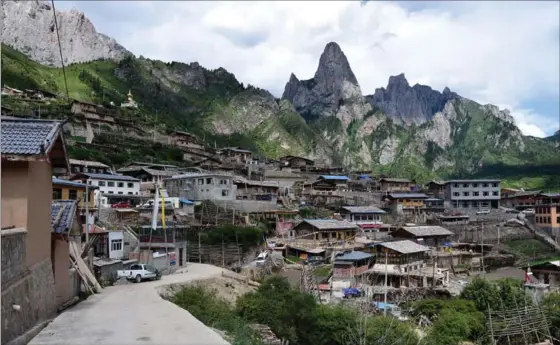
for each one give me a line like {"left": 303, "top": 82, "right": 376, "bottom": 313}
{"left": 483, "top": 192, "right": 489, "bottom": 196}
{"left": 462, "top": 183, "right": 469, "bottom": 188}
{"left": 111, "top": 239, "right": 123, "bottom": 251}
{"left": 492, "top": 191, "right": 499, "bottom": 196}
{"left": 68, "top": 189, "right": 78, "bottom": 200}
{"left": 108, "top": 191, "right": 114, "bottom": 194}
{"left": 463, "top": 192, "right": 470, "bottom": 196}
{"left": 482, "top": 183, "right": 488, "bottom": 188}
{"left": 53, "top": 188, "right": 62, "bottom": 199}
{"left": 492, "top": 183, "right": 498, "bottom": 188}
{"left": 557, "top": 216, "right": 560, "bottom": 224}
{"left": 453, "top": 184, "right": 459, "bottom": 188}
{"left": 198, "top": 178, "right": 204, "bottom": 185}
{"left": 118, "top": 191, "right": 123, "bottom": 195}
{"left": 73, "top": 166, "right": 80, "bottom": 172}
{"left": 117, "top": 182, "right": 124, "bottom": 188}
{"left": 222, "top": 189, "right": 229, "bottom": 197}
{"left": 453, "top": 192, "right": 460, "bottom": 197}
{"left": 473, "top": 191, "right": 479, "bottom": 196}
{"left": 472, "top": 183, "right": 478, "bottom": 188}
{"left": 127, "top": 182, "right": 134, "bottom": 188}
{"left": 206, "top": 178, "right": 212, "bottom": 185}
{"left": 98, "top": 181, "right": 106, "bottom": 187}
{"left": 128, "top": 192, "right": 133, "bottom": 195}
{"left": 108, "top": 181, "right": 115, "bottom": 187}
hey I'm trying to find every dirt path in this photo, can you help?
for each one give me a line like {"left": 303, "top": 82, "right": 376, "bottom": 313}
{"left": 29, "top": 264, "right": 230, "bottom": 345}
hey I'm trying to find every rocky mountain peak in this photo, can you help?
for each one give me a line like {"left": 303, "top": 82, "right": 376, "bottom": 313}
{"left": 366, "top": 74, "right": 458, "bottom": 126}
{"left": 1, "top": 0, "right": 130, "bottom": 67}
{"left": 314, "top": 41, "right": 359, "bottom": 87}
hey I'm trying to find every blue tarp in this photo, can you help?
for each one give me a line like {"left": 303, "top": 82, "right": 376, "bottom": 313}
{"left": 179, "top": 199, "right": 194, "bottom": 205}
{"left": 373, "top": 302, "right": 395, "bottom": 310}
{"left": 319, "top": 175, "right": 350, "bottom": 181}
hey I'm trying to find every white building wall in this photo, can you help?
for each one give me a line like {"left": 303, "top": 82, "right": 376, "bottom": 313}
{"left": 108, "top": 231, "right": 124, "bottom": 259}
{"left": 89, "top": 178, "right": 140, "bottom": 196}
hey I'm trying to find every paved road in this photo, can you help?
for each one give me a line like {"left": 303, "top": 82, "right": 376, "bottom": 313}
{"left": 29, "top": 264, "right": 230, "bottom": 345}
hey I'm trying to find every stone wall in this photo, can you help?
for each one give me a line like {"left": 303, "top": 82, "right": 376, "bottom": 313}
{"left": 1, "top": 229, "right": 56, "bottom": 345}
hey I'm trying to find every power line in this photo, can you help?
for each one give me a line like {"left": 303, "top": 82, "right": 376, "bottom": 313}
{"left": 50, "top": 0, "right": 70, "bottom": 100}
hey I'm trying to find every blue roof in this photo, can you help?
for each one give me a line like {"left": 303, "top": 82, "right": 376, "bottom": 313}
{"left": 335, "top": 251, "right": 373, "bottom": 261}
{"left": 51, "top": 200, "right": 78, "bottom": 234}
{"left": 359, "top": 174, "right": 372, "bottom": 180}
{"left": 79, "top": 173, "right": 140, "bottom": 181}
{"left": 1, "top": 118, "right": 62, "bottom": 155}
{"left": 53, "top": 177, "right": 98, "bottom": 189}
{"left": 179, "top": 199, "right": 194, "bottom": 205}
{"left": 320, "top": 175, "right": 350, "bottom": 181}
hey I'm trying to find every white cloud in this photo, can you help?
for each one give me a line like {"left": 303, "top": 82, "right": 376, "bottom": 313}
{"left": 58, "top": 1, "right": 560, "bottom": 137}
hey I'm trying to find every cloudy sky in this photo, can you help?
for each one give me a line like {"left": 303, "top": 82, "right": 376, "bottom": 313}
{"left": 56, "top": 1, "right": 560, "bottom": 137}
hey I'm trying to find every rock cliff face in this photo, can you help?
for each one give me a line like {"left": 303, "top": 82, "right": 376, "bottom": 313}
{"left": 366, "top": 74, "right": 459, "bottom": 126}
{"left": 281, "top": 42, "right": 371, "bottom": 127}
{"left": 1, "top": 0, "right": 129, "bottom": 67}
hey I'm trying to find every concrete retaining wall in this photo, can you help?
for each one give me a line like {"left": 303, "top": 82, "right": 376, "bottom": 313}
{"left": 1, "top": 229, "right": 57, "bottom": 345}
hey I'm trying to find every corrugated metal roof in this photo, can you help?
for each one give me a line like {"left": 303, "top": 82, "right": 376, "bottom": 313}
{"left": 342, "top": 206, "right": 386, "bottom": 214}
{"left": 399, "top": 226, "right": 454, "bottom": 237}
{"left": 388, "top": 193, "right": 428, "bottom": 199}
{"left": 446, "top": 179, "right": 501, "bottom": 183}
{"left": 53, "top": 177, "right": 98, "bottom": 189}
{"left": 541, "top": 193, "right": 560, "bottom": 198}
{"left": 51, "top": 200, "right": 78, "bottom": 234}
{"left": 319, "top": 175, "right": 350, "bottom": 181}
{"left": 378, "top": 240, "right": 430, "bottom": 254}
{"left": 302, "top": 219, "right": 359, "bottom": 230}
{"left": 69, "top": 159, "right": 109, "bottom": 168}
{"left": 1, "top": 117, "right": 62, "bottom": 155}
{"left": 78, "top": 173, "right": 140, "bottom": 181}
{"left": 335, "top": 251, "right": 373, "bottom": 261}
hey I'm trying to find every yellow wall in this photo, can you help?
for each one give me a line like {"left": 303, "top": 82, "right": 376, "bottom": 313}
{"left": 395, "top": 199, "right": 425, "bottom": 208}
{"left": 52, "top": 184, "right": 95, "bottom": 208}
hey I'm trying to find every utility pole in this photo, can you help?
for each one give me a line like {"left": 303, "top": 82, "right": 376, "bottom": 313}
{"left": 153, "top": 110, "right": 158, "bottom": 143}
{"left": 383, "top": 251, "right": 388, "bottom": 317}
{"left": 85, "top": 166, "right": 90, "bottom": 244}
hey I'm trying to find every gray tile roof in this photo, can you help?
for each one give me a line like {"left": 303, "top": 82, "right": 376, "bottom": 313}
{"left": 342, "top": 206, "right": 386, "bottom": 214}
{"left": 78, "top": 173, "right": 140, "bottom": 181}
{"left": 1, "top": 117, "right": 62, "bottom": 155}
{"left": 69, "top": 159, "right": 110, "bottom": 168}
{"left": 53, "top": 177, "right": 98, "bottom": 189}
{"left": 399, "top": 225, "right": 454, "bottom": 237}
{"left": 380, "top": 178, "right": 411, "bottom": 183}
{"left": 302, "top": 219, "right": 359, "bottom": 230}
{"left": 335, "top": 251, "right": 373, "bottom": 261}
{"left": 446, "top": 179, "right": 501, "bottom": 183}
{"left": 378, "top": 240, "right": 430, "bottom": 254}
{"left": 388, "top": 193, "right": 428, "bottom": 199}
{"left": 51, "top": 200, "right": 78, "bottom": 234}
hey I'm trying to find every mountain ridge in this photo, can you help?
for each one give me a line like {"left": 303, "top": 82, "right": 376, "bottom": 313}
{"left": 1, "top": 1, "right": 559, "bottom": 188}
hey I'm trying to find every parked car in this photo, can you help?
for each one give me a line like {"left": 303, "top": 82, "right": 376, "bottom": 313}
{"left": 111, "top": 201, "right": 132, "bottom": 209}
{"left": 476, "top": 209, "right": 490, "bottom": 215}
{"left": 343, "top": 288, "right": 364, "bottom": 298}
{"left": 522, "top": 208, "right": 535, "bottom": 215}
{"left": 137, "top": 199, "right": 175, "bottom": 209}
{"left": 117, "top": 264, "right": 161, "bottom": 283}
{"left": 255, "top": 251, "right": 269, "bottom": 266}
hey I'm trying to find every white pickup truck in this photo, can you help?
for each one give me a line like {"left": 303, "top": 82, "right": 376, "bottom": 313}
{"left": 117, "top": 264, "right": 161, "bottom": 283}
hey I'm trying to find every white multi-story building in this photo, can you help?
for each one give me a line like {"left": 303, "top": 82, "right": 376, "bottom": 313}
{"left": 444, "top": 179, "right": 501, "bottom": 209}
{"left": 164, "top": 172, "right": 236, "bottom": 202}
{"left": 72, "top": 173, "right": 141, "bottom": 196}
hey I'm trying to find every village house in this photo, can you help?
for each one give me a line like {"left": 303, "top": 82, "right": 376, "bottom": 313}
{"left": 217, "top": 147, "right": 253, "bottom": 164}
{"left": 340, "top": 206, "right": 387, "bottom": 237}
{"left": 167, "top": 130, "right": 205, "bottom": 150}
{"left": 51, "top": 200, "right": 82, "bottom": 307}
{"left": 69, "top": 159, "right": 112, "bottom": 174}
{"left": 234, "top": 178, "right": 279, "bottom": 210}
{"left": 288, "top": 219, "right": 360, "bottom": 242}
{"left": 384, "top": 192, "right": 429, "bottom": 213}
{"left": 1, "top": 85, "right": 23, "bottom": 96}
{"left": 1, "top": 117, "right": 71, "bottom": 343}
{"left": 390, "top": 225, "right": 454, "bottom": 248}
{"left": 279, "top": 155, "right": 315, "bottom": 169}
{"left": 118, "top": 164, "right": 178, "bottom": 196}
{"left": 191, "top": 157, "right": 227, "bottom": 170}
{"left": 52, "top": 177, "right": 96, "bottom": 207}
{"left": 501, "top": 190, "right": 542, "bottom": 210}
{"left": 23, "top": 88, "right": 58, "bottom": 100}
{"left": 526, "top": 260, "right": 560, "bottom": 288}
{"left": 378, "top": 178, "right": 413, "bottom": 193}
{"left": 70, "top": 100, "right": 117, "bottom": 124}
{"left": 364, "top": 240, "right": 446, "bottom": 289}
{"left": 332, "top": 251, "right": 374, "bottom": 291}
{"left": 164, "top": 172, "right": 237, "bottom": 202}
{"left": 71, "top": 172, "right": 141, "bottom": 196}
{"left": 535, "top": 204, "right": 560, "bottom": 241}
{"left": 423, "top": 197, "right": 445, "bottom": 212}
{"left": 425, "top": 180, "right": 446, "bottom": 198}
{"left": 136, "top": 222, "right": 189, "bottom": 269}
{"left": 302, "top": 175, "right": 350, "bottom": 195}
{"left": 444, "top": 179, "right": 501, "bottom": 209}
